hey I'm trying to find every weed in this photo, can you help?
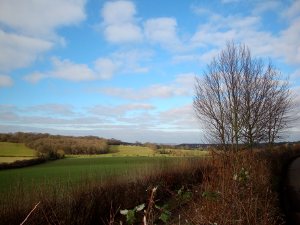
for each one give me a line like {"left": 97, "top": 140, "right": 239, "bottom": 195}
{"left": 120, "top": 203, "right": 145, "bottom": 224}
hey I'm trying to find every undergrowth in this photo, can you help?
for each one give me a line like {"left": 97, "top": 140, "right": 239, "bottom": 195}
{"left": 1, "top": 144, "right": 300, "bottom": 225}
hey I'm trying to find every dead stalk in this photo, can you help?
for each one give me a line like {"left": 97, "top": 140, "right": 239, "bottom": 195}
{"left": 20, "top": 201, "right": 40, "bottom": 225}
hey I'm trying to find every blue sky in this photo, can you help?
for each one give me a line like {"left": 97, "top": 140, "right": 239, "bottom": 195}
{"left": 0, "top": 0, "right": 300, "bottom": 143}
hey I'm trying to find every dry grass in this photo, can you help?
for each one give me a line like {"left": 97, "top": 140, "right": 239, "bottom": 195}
{"left": 171, "top": 145, "right": 300, "bottom": 225}
{"left": 173, "top": 151, "right": 282, "bottom": 225}
{"left": 1, "top": 144, "right": 300, "bottom": 225}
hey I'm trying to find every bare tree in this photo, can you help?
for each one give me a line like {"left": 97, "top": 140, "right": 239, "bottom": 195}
{"left": 193, "top": 42, "right": 292, "bottom": 150}
{"left": 194, "top": 67, "right": 229, "bottom": 149}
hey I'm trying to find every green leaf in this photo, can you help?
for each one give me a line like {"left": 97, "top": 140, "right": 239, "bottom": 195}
{"left": 202, "top": 191, "right": 220, "bottom": 200}
{"left": 155, "top": 204, "right": 162, "bottom": 210}
{"left": 177, "top": 186, "right": 184, "bottom": 195}
{"left": 126, "top": 210, "right": 136, "bottom": 224}
{"left": 162, "top": 203, "right": 169, "bottom": 209}
{"left": 135, "top": 203, "right": 145, "bottom": 212}
{"left": 120, "top": 209, "right": 128, "bottom": 215}
{"left": 182, "top": 191, "right": 192, "bottom": 200}
{"left": 155, "top": 203, "right": 169, "bottom": 211}
{"left": 159, "top": 211, "right": 171, "bottom": 223}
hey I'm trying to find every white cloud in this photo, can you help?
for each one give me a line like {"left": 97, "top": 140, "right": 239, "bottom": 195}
{"left": 25, "top": 57, "right": 121, "bottom": 83}
{"left": 94, "top": 58, "right": 118, "bottom": 80}
{"left": 0, "top": 0, "right": 86, "bottom": 72}
{"left": 0, "top": 75, "right": 13, "bottom": 87}
{"left": 94, "top": 49, "right": 152, "bottom": 78}
{"left": 283, "top": 0, "right": 300, "bottom": 19}
{"left": 189, "top": 9, "right": 300, "bottom": 65}
{"left": 24, "top": 72, "right": 45, "bottom": 83}
{"left": 111, "top": 49, "right": 152, "bottom": 73}
{"left": 120, "top": 103, "right": 155, "bottom": 111}
{"left": 172, "top": 53, "right": 213, "bottom": 65}
{"left": 100, "top": 86, "right": 172, "bottom": 100}
{"left": 3, "top": 103, "right": 151, "bottom": 130}
{"left": 28, "top": 104, "right": 75, "bottom": 116}
{"left": 0, "top": 30, "right": 53, "bottom": 72}
{"left": 100, "top": 73, "right": 196, "bottom": 100}
{"left": 88, "top": 103, "right": 199, "bottom": 138}
{"left": 89, "top": 103, "right": 155, "bottom": 118}
{"left": 158, "top": 104, "right": 198, "bottom": 130}
{"left": 93, "top": 98, "right": 198, "bottom": 134}
{"left": 0, "top": 123, "right": 202, "bottom": 144}
{"left": 24, "top": 48, "right": 152, "bottom": 83}
{"left": 144, "top": 17, "right": 182, "bottom": 51}
{"left": 0, "top": 0, "right": 86, "bottom": 38}
{"left": 104, "top": 23, "right": 142, "bottom": 43}
{"left": 175, "top": 73, "right": 196, "bottom": 88}
{"left": 51, "top": 58, "right": 96, "bottom": 81}
{"left": 100, "top": 2, "right": 187, "bottom": 52}
{"left": 191, "top": 15, "right": 260, "bottom": 49}
{"left": 278, "top": 17, "right": 300, "bottom": 64}
{"left": 102, "top": 0, "right": 135, "bottom": 24}
{"left": 0, "top": 104, "right": 108, "bottom": 126}
{"left": 0, "top": 102, "right": 198, "bottom": 140}
{"left": 101, "top": 0, "right": 142, "bottom": 43}
{"left": 252, "top": 1, "right": 281, "bottom": 14}
{"left": 25, "top": 58, "right": 96, "bottom": 82}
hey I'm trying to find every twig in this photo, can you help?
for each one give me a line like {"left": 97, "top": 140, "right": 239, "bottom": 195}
{"left": 143, "top": 215, "right": 147, "bottom": 225}
{"left": 107, "top": 202, "right": 119, "bottom": 225}
{"left": 144, "top": 186, "right": 157, "bottom": 223}
{"left": 20, "top": 201, "right": 40, "bottom": 225}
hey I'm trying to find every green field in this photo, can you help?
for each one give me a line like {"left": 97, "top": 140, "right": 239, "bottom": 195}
{"left": 0, "top": 142, "right": 37, "bottom": 163}
{"left": 0, "top": 143, "right": 208, "bottom": 197}
{"left": 0, "top": 142, "right": 209, "bottom": 223}
{"left": 0, "top": 156, "right": 36, "bottom": 163}
{"left": 0, "top": 156, "right": 200, "bottom": 198}
{"left": 69, "top": 145, "right": 208, "bottom": 157}
{"left": 109, "top": 145, "right": 156, "bottom": 156}
{"left": 0, "top": 142, "right": 36, "bottom": 157}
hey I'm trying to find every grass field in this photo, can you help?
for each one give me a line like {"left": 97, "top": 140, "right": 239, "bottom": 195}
{"left": 0, "top": 156, "right": 36, "bottom": 163}
{"left": 0, "top": 156, "right": 202, "bottom": 194}
{"left": 0, "top": 155, "right": 205, "bottom": 223}
{"left": 67, "top": 145, "right": 208, "bottom": 157}
{"left": 0, "top": 142, "right": 209, "bottom": 224}
{"left": 0, "top": 144, "right": 208, "bottom": 193}
{"left": 109, "top": 145, "right": 156, "bottom": 156}
{"left": 0, "top": 142, "right": 37, "bottom": 163}
{"left": 0, "top": 155, "right": 208, "bottom": 225}
{"left": 0, "top": 143, "right": 208, "bottom": 209}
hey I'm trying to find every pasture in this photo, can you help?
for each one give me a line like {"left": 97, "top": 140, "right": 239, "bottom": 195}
{"left": 0, "top": 142, "right": 37, "bottom": 163}
{"left": 0, "top": 141, "right": 209, "bottom": 223}
{"left": 0, "top": 144, "right": 208, "bottom": 195}
{"left": 70, "top": 144, "right": 208, "bottom": 157}
{"left": 0, "top": 156, "right": 179, "bottom": 193}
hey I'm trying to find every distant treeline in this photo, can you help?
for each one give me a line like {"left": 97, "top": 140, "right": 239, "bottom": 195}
{"left": 0, "top": 132, "right": 123, "bottom": 157}
{"left": 141, "top": 141, "right": 300, "bottom": 151}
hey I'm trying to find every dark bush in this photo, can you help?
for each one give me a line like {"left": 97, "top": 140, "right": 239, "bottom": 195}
{"left": 0, "top": 158, "right": 47, "bottom": 170}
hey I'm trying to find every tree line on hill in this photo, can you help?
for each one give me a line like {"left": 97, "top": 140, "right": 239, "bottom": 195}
{"left": 0, "top": 132, "right": 123, "bottom": 159}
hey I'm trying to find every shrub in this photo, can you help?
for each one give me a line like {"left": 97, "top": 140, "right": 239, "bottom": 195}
{"left": 0, "top": 158, "right": 47, "bottom": 170}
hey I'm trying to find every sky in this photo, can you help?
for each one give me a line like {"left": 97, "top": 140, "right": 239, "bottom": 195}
{"left": 0, "top": 0, "right": 300, "bottom": 144}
